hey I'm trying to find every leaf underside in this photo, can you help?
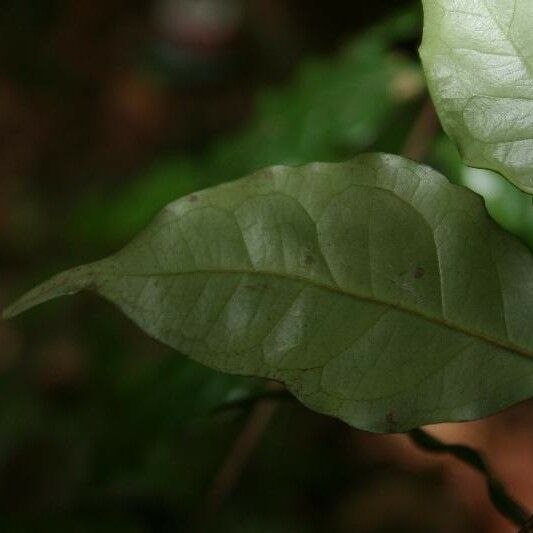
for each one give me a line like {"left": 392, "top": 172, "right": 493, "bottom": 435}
{"left": 420, "top": 0, "right": 533, "bottom": 194}
{"left": 4, "top": 154, "right": 533, "bottom": 433}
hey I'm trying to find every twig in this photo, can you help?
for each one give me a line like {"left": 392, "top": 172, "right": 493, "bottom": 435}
{"left": 408, "top": 428, "right": 530, "bottom": 529}
{"left": 213, "top": 388, "right": 292, "bottom": 414}
{"left": 194, "top": 382, "right": 284, "bottom": 530}
{"left": 205, "top": 394, "right": 278, "bottom": 512}
{"left": 209, "top": 386, "right": 532, "bottom": 531}
{"left": 402, "top": 98, "right": 439, "bottom": 161}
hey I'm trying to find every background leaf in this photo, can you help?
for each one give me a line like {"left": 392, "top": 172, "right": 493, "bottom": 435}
{"left": 5, "top": 154, "right": 533, "bottom": 433}
{"left": 68, "top": 8, "right": 424, "bottom": 251}
{"left": 420, "top": 0, "right": 533, "bottom": 194}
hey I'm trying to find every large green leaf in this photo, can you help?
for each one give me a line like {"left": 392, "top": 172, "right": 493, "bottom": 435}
{"left": 4, "top": 154, "right": 533, "bottom": 432}
{"left": 420, "top": 0, "right": 533, "bottom": 194}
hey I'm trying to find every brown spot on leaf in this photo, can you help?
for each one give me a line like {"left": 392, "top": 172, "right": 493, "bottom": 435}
{"left": 414, "top": 267, "right": 425, "bottom": 279}
{"left": 188, "top": 194, "right": 198, "bottom": 203}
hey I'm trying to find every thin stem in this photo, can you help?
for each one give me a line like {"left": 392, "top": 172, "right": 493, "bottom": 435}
{"left": 408, "top": 428, "right": 530, "bottom": 529}
{"left": 193, "top": 382, "right": 284, "bottom": 531}
{"left": 213, "top": 389, "right": 532, "bottom": 531}
{"left": 206, "top": 398, "right": 279, "bottom": 512}
{"left": 213, "top": 388, "right": 292, "bottom": 414}
{"left": 402, "top": 98, "right": 440, "bottom": 161}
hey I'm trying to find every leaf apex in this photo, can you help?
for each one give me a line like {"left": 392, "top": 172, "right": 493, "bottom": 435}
{"left": 2, "top": 262, "right": 102, "bottom": 320}
{"left": 2, "top": 303, "right": 20, "bottom": 320}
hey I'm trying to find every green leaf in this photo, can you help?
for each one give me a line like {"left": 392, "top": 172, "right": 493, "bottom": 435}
{"left": 420, "top": 0, "right": 533, "bottom": 194}
{"left": 4, "top": 154, "right": 533, "bottom": 433}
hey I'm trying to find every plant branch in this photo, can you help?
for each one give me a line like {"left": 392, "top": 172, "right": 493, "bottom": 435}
{"left": 194, "top": 382, "right": 284, "bottom": 530}
{"left": 213, "top": 386, "right": 532, "bottom": 531}
{"left": 402, "top": 98, "right": 439, "bottom": 162}
{"left": 213, "top": 388, "right": 292, "bottom": 414}
{"left": 408, "top": 428, "right": 530, "bottom": 529}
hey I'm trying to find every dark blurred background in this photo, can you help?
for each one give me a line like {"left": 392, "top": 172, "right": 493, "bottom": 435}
{"left": 1, "top": 1, "right": 533, "bottom": 532}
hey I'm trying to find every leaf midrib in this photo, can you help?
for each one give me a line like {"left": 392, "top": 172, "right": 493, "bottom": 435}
{"left": 102, "top": 266, "right": 533, "bottom": 361}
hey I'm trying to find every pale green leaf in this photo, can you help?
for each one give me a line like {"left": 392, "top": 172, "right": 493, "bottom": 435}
{"left": 4, "top": 154, "right": 533, "bottom": 432}
{"left": 420, "top": 0, "right": 533, "bottom": 194}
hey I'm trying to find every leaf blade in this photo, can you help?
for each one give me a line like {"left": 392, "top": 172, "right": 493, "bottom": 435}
{"left": 420, "top": 0, "right": 533, "bottom": 194}
{"left": 5, "top": 154, "right": 533, "bottom": 432}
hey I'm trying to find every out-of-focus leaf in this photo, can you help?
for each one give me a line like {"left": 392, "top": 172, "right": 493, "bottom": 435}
{"left": 420, "top": 0, "right": 533, "bottom": 193}
{"left": 70, "top": 8, "right": 422, "bottom": 248}
{"left": 6, "top": 154, "right": 533, "bottom": 433}
{"left": 72, "top": 160, "right": 199, "bottom": 250}
{"left": 117, "top": 356, "right": 263, "bottom": 433}
{"left": 208, "top": 36, "right": 421, "bottom": 175}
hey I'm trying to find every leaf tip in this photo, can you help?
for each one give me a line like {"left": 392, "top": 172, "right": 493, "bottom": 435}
{"left": 2, "top": 262, "right": 103, "bottom": 320}
{"left": 2, "top": 303, "right": 20, "bottom": 320}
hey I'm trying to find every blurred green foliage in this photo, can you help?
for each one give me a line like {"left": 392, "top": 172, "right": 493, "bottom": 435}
{"left": 70, "top": 9, "right": 424, "bottom": 250}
